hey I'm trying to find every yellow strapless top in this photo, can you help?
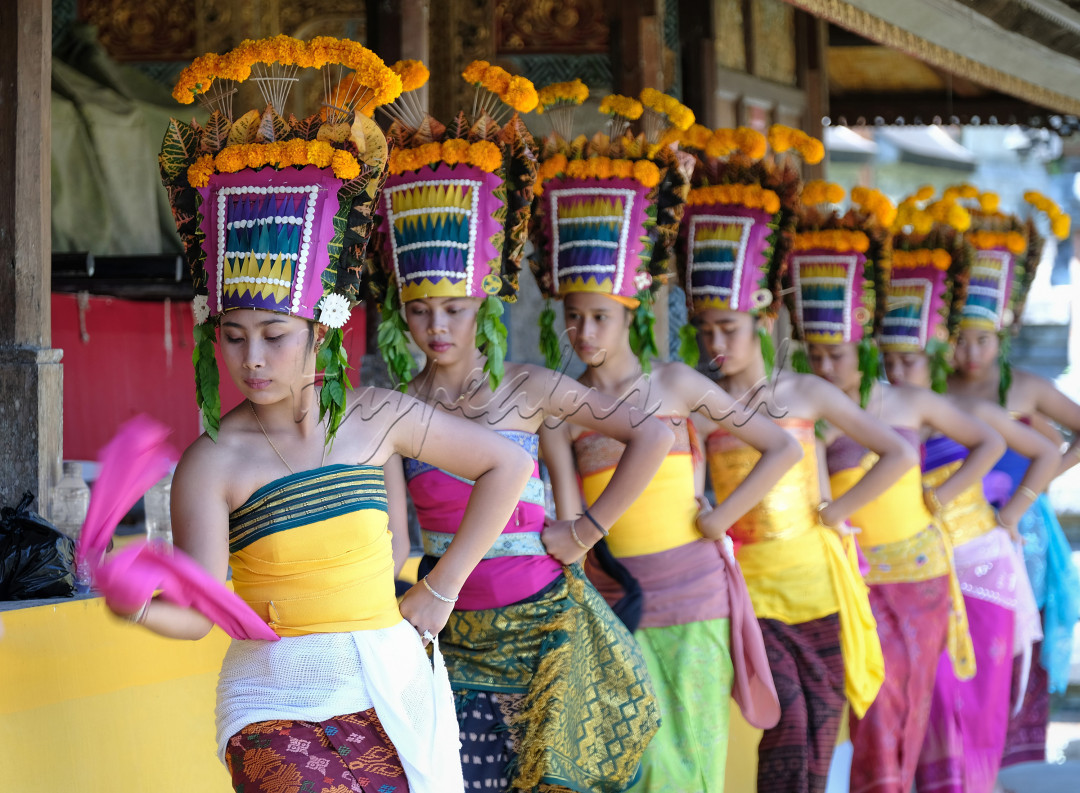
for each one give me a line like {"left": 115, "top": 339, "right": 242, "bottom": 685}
{"left": 830, "top": 464, "right": 936, "bottom": 547}
{"left": 575, "top": 416, "right": 700, "bottom": 558}
{"left": 706, "top": 418, "right": 820, "bottom": 544}
{"left": 228, "top": 465, "right": 401, "bottom": 637}
{"left": 923, "top": 460, "right": 998, "bottom": 547}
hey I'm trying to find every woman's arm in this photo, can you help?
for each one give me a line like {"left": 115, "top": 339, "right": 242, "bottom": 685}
{"left": 386, "top": 398, "right": 534, "bottom": 639}
{"left": 540, "top": 421, "right": 583, "bottom": 521}
{"left": 116, "top": 438, "right": 232, "bottom": 640}
{"left": 537, "top": 367, "right": 674, "bottom": 561}
{"left": 1023, "top": 369, "right": 1080, "bottom": 477}
{"left": 681, "top": 366, "right": 803, "bottom": 540}
{"left": 382, "top": 454, "right": 412, "bottom": 577}
{"left": 966, "top": 398, "right": 1060, "bottom": 534}
{"left": 807, "top": 378, "right": 919, "bottom": 528}
{"left": 910, "top": 388, "right": 1006, "bottom": 508}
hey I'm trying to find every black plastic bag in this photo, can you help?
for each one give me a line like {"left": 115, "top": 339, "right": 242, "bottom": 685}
{"left": 0, "top": 492, "right": 76, "bottom": 599}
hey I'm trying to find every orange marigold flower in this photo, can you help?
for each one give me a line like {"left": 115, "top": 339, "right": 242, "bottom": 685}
{"left": 441, "top": 139, "right": 470, "bottom": 166}
{"left": 392, "top": 59, "right": 430, "bottom": 92}
{"left": 462, "top": 59, "right": 490, "bottom": 85}
{"left": 632, "top": 160, "right": 661, "bottom": 189}
{"left": 306, "top": 141, "right": 334, "bottom": 168}
{"left": 467, "top": 140, "right": 502, "bottom": 172}
{"left": 332, "top": 150, "right": 361, "bottom": 180}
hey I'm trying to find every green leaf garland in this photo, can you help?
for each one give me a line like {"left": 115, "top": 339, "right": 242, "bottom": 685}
{"left": 677, "top": 322, "right": 700, "bottom": 368}
{"left": 476, "top": 295, "right": 508, "bottom": 390}
{"left": 192, "top": 321, "right": 221, "bottom": 440}
{"left": 377, "top": 290, "right": 415, "bottom": 391}
{"left": 539, "top": 299, "right": 562, "bottom": 370}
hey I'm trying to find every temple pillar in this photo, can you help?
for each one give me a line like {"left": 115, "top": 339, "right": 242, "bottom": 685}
{"left": 0, "top": 0, "right": 63, "bottom": 509}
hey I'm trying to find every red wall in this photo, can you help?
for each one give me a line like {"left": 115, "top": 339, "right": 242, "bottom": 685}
{"left": 51, "top": 294, "right": 366, "bottom": 460}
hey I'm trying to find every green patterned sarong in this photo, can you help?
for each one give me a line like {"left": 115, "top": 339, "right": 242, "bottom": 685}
{"left": 443, "top": 565, "right": 661, "bottom": 793}
{"left": 631, "top": 619, "right": 734, "bottom": 793}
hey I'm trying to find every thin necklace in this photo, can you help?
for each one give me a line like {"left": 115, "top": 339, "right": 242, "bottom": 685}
{"left": 249, "top": 400, "right": 302, "bottom": 474}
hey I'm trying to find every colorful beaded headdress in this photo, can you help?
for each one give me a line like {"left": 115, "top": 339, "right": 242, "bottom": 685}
{"left": 883, "top": 186, "right": 972, "bottom": 392}
{"left": 673, "top": 124, "right": 817, "bottom": 367}
{"left": 529, "top": 86, "right": 695, "bottom": 370}
{"left": 364, "top": 59, "right": 538, "bottom": 390}
{"left": 786, "top": 182, "right": 896, "bottom": 405}
{"left": 938, "top": 184, "right": 1069, "bottom": 401}
{"left": 160, "top": 35, "right": 399, "bottom": 439}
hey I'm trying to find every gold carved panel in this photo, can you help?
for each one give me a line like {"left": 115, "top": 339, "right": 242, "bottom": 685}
{"left": 78, "top": 0, "right": 364, "bottom": 62}
{"left": 751, "top": 0, "right": 796, "bottom": 86}
{"left": 429, "top": 0, "right": 497, "bottom": 122}
{"left": 495, "top": 0, "right": 609, "bottom": 53}
{"left": 713, "top": 0, "right": 746, "bottom": 73}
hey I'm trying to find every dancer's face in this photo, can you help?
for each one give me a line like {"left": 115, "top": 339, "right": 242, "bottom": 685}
{"left": 405, "top": 296, "right": 482, "bottom": 368}
{"left": 807, "top": 342, "right": 861, "bottom": 393}
{"left": 952, "top": 327, "right": 999, "bottom": 379}
{"left": 883, "top": 350, "right": 931, "bottom": 389}
{"left": 563, "top": 292, "right": 633, "bottom": 368}
{"left": 694, "top": 309, "right": 758, "bottom": 376}
{"left": 219, "top": 310, "right": 318, "bottom": 406}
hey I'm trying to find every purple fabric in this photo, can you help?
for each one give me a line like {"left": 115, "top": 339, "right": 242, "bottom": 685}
{"left": 825, "top": 427, "right": 920, "bottom": 475}
{"left": 922, "top": 434, "right": 969, "bottom": 472}
{"left": 914, "top": 596, "right": 1015, "bottom": 793}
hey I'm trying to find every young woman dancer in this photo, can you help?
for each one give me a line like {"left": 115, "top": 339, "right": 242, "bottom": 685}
{"left": 536, "top": 123, "right": 887, "bottom": 793}
{"left": 370, "top": 67, "right": 671, "bottom": 793}
{"left": 877, "top": 190, "right": 1056, "bottom": 793}
{"left": 942, "top": 188, "right": 1080, "bottom": 768}
{"left": 129, "top": 41, "right": 535, "bottom": 793}
{"left": 786, "top": 189, "right": 995, "bottom": 793}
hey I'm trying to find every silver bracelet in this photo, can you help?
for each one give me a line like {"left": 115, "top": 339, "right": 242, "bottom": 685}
{"left": 422, "top": 575, "right": 459, "bottom": 604}
{"left": 569, "top": 520, "right": 592, "bottom": 550}
{"left": 127, "top": 600, "right": 151, "bottom": 625}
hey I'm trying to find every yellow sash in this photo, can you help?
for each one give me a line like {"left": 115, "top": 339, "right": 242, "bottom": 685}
{"left": 231, "top": 510, "right": 401, "bottom": 636}
{"left": 923, "top": 461, "right": 997, "bottom": 547}
{"left": 830, "top": 464, "right": 934, "bottom": 547}
{"left": 737, "top": 527, "right": 884, "bottom": 717}
{"left": 581, "top": 455, "right": 700, "bottom": 557}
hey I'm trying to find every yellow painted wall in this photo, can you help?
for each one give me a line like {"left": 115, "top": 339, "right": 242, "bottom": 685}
{"left": 0, "top": 597, "right": 232, "bottom": 792}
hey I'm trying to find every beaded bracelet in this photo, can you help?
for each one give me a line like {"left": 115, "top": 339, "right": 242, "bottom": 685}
{"left": 569, "top": 520, "right": 592, "bottom": 550}
{"left": 422, "top": 576, "right": 459, "bottom": 604}
{"left": 579, "top": 507, "right": 609, "bottom": 537}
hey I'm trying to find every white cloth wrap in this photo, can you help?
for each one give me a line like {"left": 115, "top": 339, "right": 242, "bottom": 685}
{"left": 216, "top": 618, "right": 464, "bottom": 793}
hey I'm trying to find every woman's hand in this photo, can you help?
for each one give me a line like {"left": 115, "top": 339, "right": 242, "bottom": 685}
{"left": 398, "top": 581, "right": 456, "bottom": 647}
{"left": 541, "top": 517, "right": 594, "bottom": 565}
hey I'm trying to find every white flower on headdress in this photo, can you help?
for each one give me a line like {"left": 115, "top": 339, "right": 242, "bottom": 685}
{"left": 633, "top": 272, "right": 653, "bottom": 292}
{"left": 316, "top": 293, "right": 352, "bottom": 329}
{"left": 192, "top": 295, "right": 211, "bottom": 325}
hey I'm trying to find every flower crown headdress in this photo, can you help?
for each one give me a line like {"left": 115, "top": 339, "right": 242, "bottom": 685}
{"left": 161, "top": 35, "right": 399, "bottom": 440}
{"left": 363, "top": 60, "right": 539, "bottom": 391}
{"left": 786, "top": 182, "right": 895, "bottom": 406}
{"left": 529, "top": 85, "right": 695, "bottom": 370}
{"left": 936, "top": 183, "right": 1069, "bottom": 402}
{"left": 672, "top": 124, "right": 818, "bottom": 368}
{"left": 880, "top": 186, "right": 972, "bottom": 392}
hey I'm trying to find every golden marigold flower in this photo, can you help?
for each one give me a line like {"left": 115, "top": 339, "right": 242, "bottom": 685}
{"left": 504, "top": 75, "right": 539, "bottom": 113}
{"left": 913, "top": 184, "right": 935, "bottom": 202}
{"left": 632, "top": 160, "right": 661, "bottom": 189}
{"left": 306, "top": 140, "right": 334, "bottom": 168}
{"left": 612, "top": 159, "right": 634, "bottom": 180}
{"left": 392, "top": 59, "right": 430, "bottom": 92}
{"left": 599, "top": 94, "right": 643, "bottom": 120}
{"left": 537, "top": 79, "right": 590, "bottom": 110}
{"left": 467, "top": 140, "right": 503, "bottom": 172}
{"left": 462, "top": 59, "right": 490, "bottom": 84}
{"left": 441, "top": 138, "right": 470, "bottom": 166}
{"left": 331, "top": 150, "right": 361, "bottom": 180}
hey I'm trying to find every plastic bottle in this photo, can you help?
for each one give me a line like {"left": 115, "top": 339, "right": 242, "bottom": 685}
{"left": 50, "top": 461, "right": 90, "bottom": 540}
{"left": 144, "top": 471, "right": 174, "bottom": 546}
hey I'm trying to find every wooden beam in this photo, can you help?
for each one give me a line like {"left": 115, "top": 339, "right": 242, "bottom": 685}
{"left": 0, "top": 0, "right": 63, "bottom": 508}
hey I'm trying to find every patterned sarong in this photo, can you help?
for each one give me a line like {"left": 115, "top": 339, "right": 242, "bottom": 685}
{"left": 849, "top": 576, "right": 950, "bottom": 793}
{"left": 757, "top": 614, "right": 846, "bottom": 793}
{"left": 224, "top": 709, "right": 409, "bottom": 793}
{"left": 629, "top": 619, "right": 733, "bottom": 792}
{"left": 442, "top": 565, "right": 660, "bottom": 793}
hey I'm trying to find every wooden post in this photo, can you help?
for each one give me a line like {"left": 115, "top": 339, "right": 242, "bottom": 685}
{"left": 0, "top": 0, "right": 63, "bottom": 509}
